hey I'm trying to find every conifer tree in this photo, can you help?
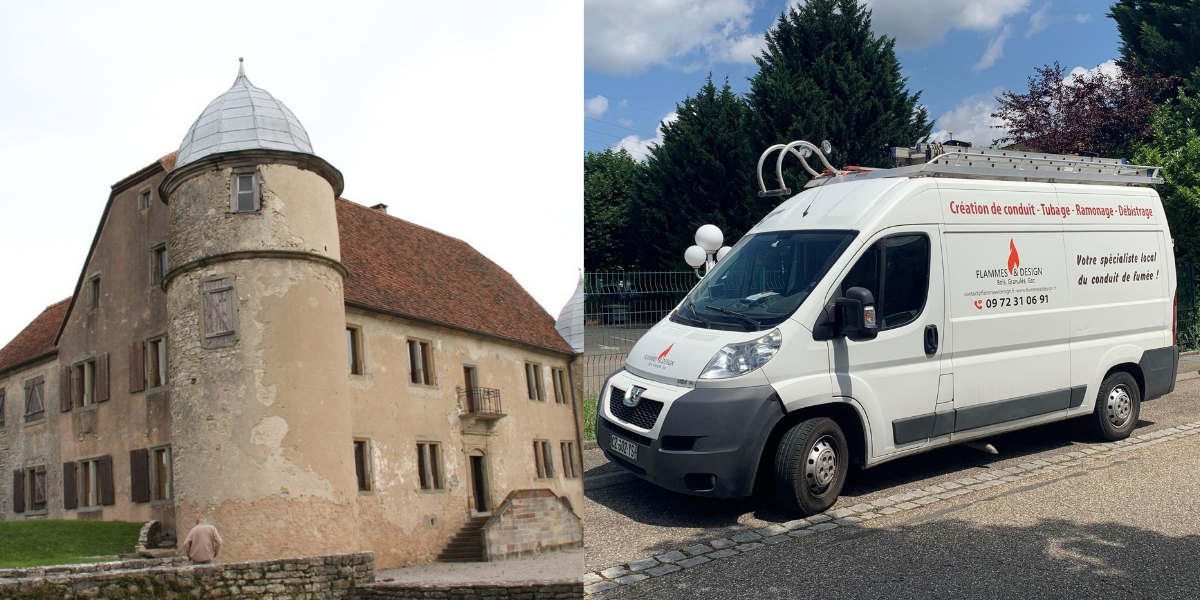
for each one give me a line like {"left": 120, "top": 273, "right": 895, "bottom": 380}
{"left": 748, "top": 0, "right": 931, "bottom": 189}
{"left": 1110, "top": 0, "right": 1200, "bottom": 92}
{"left": 632, "top": 75, "right": 763, "bottom": 270}
{"left": 584, "top": 148, "right": 641, "bottom": 271}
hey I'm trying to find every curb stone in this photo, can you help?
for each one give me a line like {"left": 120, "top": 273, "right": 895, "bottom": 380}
{"left": 584, "top": 417, "right": 1200, "bottom": 595}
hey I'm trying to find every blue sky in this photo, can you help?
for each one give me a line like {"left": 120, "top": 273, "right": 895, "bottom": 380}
{"left": 585, "top": 0, "right": 1123, "bottom": 159}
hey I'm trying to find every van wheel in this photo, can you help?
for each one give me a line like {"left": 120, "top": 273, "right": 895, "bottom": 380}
{"left": 1087, "top": 372, "right": 1141, "bottom": 441}
{"left": 774, "top": 417, "right": 848, "bottom": 515}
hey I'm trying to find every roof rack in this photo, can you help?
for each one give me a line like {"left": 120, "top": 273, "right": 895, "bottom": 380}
{"left": 755, "top": 141, "right": 1164, "bottom": 196}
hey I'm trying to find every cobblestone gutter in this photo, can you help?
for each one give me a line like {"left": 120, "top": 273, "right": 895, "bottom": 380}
{"left": 353, "top": 580, "right": 583, "bottom": 599}
{"left": 585, "top": 421, "right": 1200, "bottom": 595}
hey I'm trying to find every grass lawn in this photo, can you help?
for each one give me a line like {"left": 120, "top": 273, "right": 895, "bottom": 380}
{"left": 0, "top": 520, "right": 143, "bottom": 568}
{"left": 583, "top": 397, "right": 597, "bottom": 440}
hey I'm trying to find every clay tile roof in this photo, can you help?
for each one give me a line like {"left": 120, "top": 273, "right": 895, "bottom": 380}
{"left": 160, "top": 151, "right": 178, "bottom": 172}
{"left": 336, "top": 199, "right": 574, "bottom": 355}
{"left": 0, "top": 298, "right": 71, "bottom": 376}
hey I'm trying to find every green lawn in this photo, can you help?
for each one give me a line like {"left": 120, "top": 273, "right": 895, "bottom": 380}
{"left": 0, "top": 520, "right": 143, "bottom": 568}
{"left": 584, "top": 397, "right": 597, "bottom": 440}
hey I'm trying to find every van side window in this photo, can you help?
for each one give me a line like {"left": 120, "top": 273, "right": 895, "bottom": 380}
{"left": 840, "top": 234, "right": 929, "bottom": 330}
{"left": 879, "top": 235, "right": 929, "bottom": 329}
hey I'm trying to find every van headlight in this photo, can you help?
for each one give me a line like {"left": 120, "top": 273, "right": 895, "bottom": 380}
{"left": 699, "top": 329, "right": 782, "bottom": 379}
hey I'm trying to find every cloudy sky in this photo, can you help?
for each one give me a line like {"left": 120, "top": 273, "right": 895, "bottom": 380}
{"left": 0, "top": 1, "right": 580, "bottom": 346}
{"left": 585, "top": 0, "right": 1121, "bottom": 158}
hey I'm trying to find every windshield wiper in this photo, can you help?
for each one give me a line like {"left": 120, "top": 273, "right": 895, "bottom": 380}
{"left": 686, "top": 299, "right": 712, "bottom": 329}
{"left": 705, "top": 305, "right": 761, "bottom": 331}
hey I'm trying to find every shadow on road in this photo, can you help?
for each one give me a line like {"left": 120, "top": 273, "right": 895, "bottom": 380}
{"left": 610, "top": 518, "right": 1200, "bottom": 599}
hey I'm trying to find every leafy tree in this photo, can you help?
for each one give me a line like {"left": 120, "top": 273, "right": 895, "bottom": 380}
{"left": 1110, "top": 0, "right": 1200, "bottom": 91}
{"left": 1133, "top": 90, "right": 1200, "bottom": 266}
{"left": 584, "top": 148, "right": 642, "bottom": 271}
{"left": 992, "top": 62, "right": 1163, "bottom": 158}
{"left": 748, "top": 0, "right": 932, "bottom": 190}
{"left": 632, "top": 75, "right": 763, "bottom": 270}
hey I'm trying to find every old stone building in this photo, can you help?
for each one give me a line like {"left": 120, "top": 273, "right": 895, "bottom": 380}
{"left": 0, "top": 65, "right": 583, "bottom": 569}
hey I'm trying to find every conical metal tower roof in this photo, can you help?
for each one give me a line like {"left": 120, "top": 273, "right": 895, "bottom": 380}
{"left": 173, "top": 59, "right": 313, "bottom": 169}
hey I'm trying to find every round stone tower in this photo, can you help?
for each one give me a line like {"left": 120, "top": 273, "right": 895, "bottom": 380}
{"left": 159, "top": 62, "right": 359, "bottom": 561}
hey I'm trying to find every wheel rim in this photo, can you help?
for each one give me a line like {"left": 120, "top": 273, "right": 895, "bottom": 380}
{"left": 1106, "top": 384, "right": 1134, "bottom": 428}
{"left": 805, "top": 435, "right": 838, "bottom": 494}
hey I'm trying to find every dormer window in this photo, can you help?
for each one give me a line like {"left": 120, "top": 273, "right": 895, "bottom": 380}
{"left": 232, "top": 170, "right": 259, "bottom": 212}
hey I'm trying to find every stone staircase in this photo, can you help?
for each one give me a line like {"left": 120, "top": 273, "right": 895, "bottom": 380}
{"left": 435, "top": 516, "right": 488, "bottom": 562}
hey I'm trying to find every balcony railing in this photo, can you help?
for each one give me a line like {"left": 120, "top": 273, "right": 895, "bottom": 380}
{"left": 458, "top": 387, "right": 503, "bottom": 416}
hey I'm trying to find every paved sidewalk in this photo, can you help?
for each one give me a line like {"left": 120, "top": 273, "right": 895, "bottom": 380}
{"left": 373, "top": 549, "right": 582, "bottom": 586}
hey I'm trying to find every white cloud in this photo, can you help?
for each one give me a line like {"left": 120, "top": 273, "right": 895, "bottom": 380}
{"left": 1067, "top": 59, "right": 1120, "bottom": 81}
{"left": 860, "top": 0, "right": 1029, "bottom": 48}
{"left": 584, "top": 0, "right": 758, "bottom": 75}
{"left": 1027, "top": 2, "right": 1050, "bottom": 38}
{"left": 927, "top": 87, "right": 1007, "bottom": 148}
{"left": 0, "top": 1, "right": 583, "bottom": 345}
{"left": 613, "top": 112, "right": 678, "bottom": 160}
{"left": 1075, "top": 13, "right": 1091, "bottom": 23}
{"left": 973, "top": 24, "right": 1011, "bottom": 70}
{"left": 616, "top": 117, "right": 634, "bottom": 126}
{"left": 585, "top": 94, "right": 610, "bottom": 118}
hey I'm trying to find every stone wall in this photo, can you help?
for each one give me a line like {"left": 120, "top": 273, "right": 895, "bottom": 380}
{"left": 352, "top": 581, "right": 582, "bottom": 599}
{"left": 0, "top": 552, "right": 373, "bottom": 600}
{"left": 483, "top": 490, "right": 583, "bottom": 561}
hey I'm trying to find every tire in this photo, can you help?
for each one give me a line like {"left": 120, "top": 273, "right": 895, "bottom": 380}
{"left": 1087, "top": 371, "right": 1141, "bottom": 441}
{"left": 774, "top": 417, "right": 849, "bottom": 515}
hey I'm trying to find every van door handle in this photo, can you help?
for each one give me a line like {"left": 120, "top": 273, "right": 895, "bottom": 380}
{"left": 924, "top": 325, "right": 939, "bottom": 355}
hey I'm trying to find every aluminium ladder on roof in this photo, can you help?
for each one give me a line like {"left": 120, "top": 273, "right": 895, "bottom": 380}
{"left": 755, "top": 141, "right": 1164, "bottom": 197}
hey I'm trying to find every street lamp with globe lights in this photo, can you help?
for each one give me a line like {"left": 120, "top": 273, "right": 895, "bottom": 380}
{"left": 685, "top": 224, "right": 733, "bottom": 278}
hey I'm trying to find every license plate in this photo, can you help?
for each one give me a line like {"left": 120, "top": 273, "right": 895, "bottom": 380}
{"left": 609, "top": 434, "right": 639, "bottom": 462}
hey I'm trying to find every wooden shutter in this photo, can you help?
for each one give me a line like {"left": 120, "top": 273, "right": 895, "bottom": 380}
{"left": 130, "top": 449, "right": 150, "bottom": 503}
{"left": 0, "top": 388, "right": 5, "bottom": 426}
{"left": 63, "top": 462, "right": 77, "bottom": 510}
{"left": 23, "top": 380, "right": 32, "bottom": 418}
{"left": 71, "top": 366, "right": 82, "bottom": 408}
{"left": 12, "top": 470, "right": 24, "bottom": 513}
{"left": 60, "top": 366, "right": 72, "bottom": 412}
{"left": 95, "top": 353, "right": 110, "bottom": 402}
{"left": 129, "top": 342, "right": 145, "bottom": 394}
{"left": 98, "top": 455, "right": 115, "bottom": 506}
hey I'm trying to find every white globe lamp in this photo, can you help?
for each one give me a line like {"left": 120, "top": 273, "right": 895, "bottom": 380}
{"left": 695, "top": 224, "right": 724, "bottom": 252}
{"left": 716, "top": 246, "right": 732, "bottom": 262}
{"left": 684, "top": 245, "right": 707, "bottom": 269}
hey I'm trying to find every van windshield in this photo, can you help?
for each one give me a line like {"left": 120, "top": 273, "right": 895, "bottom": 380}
{"left": 676, "top": 230, "right": 856, "bottom": 330}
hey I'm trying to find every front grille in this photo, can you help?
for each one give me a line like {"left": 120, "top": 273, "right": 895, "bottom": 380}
{"left": 608, "top": 386, "right": 665, "bottom": 430}
{"left": 599, "top": 417, "right": 653, "bottom": 446}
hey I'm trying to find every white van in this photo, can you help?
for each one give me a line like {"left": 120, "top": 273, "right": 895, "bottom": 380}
{"left": 597, "top": 143, "right": 1179, "bottom": 515}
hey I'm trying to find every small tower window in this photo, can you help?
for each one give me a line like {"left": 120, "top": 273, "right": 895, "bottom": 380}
{"left": 232, "top": 171, "right": 259, "bottom": 212}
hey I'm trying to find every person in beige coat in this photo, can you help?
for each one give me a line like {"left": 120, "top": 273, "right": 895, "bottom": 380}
{"left": 181, "top": 515, "right": 222, "bottom": 564}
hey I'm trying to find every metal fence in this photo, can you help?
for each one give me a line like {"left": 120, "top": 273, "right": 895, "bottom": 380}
{"left": 583, "top": 271, "right": 697, "bottom": 397}
{"left": 583, "top": 263, "right": 1200, "bottom": 397}
{"left": 1178, "top": 262, "right": 1198, "bottom": 352}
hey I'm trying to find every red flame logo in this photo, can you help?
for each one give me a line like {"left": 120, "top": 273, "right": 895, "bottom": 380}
{"left": 658, "top": 344, "right": 674, "bottom": 360}
{"left": 1007, "top": 239, "right": 1020, "bottom": 274}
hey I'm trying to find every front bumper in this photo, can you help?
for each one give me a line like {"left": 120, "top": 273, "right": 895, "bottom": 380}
{"left": 596, "top": 374, "right": 785, "bottom": 498}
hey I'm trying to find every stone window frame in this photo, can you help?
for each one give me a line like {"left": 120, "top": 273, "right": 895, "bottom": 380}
{"left": 524, "top": 362, "right": 546, "bottom": 402}
{"left": 560, "top": 441, "right": 580, "bottom": 478}
{"left": 346, "top": 325, "right": 366, "bottom": 377}
{"left": 150, "top": 243, "right": 168, "bottom": 287}
{"left": 23, "top": 376, "right": 46, "bottom": 424}
{"left": 406, "top": 338, "right": 436, "bottom": 387}
{"left": 71, "top": 355, "right": 99, "bottom": 411}
{"left": 144, "top": 333, "right": 168, "bottom": 392}
{"left": 415, "top": 438, "right": 446, "bottom": 493}
{"left": 148, "top": 442, "right": 173, "bottom": 505}
{"left": 229, "top": 167, "right": 261, "bottom": 214}
{"left": 75, "top": 454, "right": 103, "bottom": 511}
{"left": 137, "top": 187, "right": 153, "bottom": 212}
{"left": 200, "top": 274, "right": 240, "bottom": 349}
{"left": 533, "top": 439, "right": 555, "bottom": 479}
{"left": 353, "top": 438, "right": 373, "bottom": 493}
{"left": 25, "top": 464, "right": 48, "bottom": 514}
{"left": 87, "top": 272, "right": 102, "bottom": 313}
{"left": 551, "top": 367, "right": 570, "bottom": 405}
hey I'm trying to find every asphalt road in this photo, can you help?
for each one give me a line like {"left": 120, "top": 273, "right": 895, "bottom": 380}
{"left": 585, "top": 360, "right": 1200, "bottom": 599}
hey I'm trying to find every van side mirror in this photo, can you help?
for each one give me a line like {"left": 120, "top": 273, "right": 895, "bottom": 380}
{"left": 834, "top": 287, "right": 879, "bottom": 341}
